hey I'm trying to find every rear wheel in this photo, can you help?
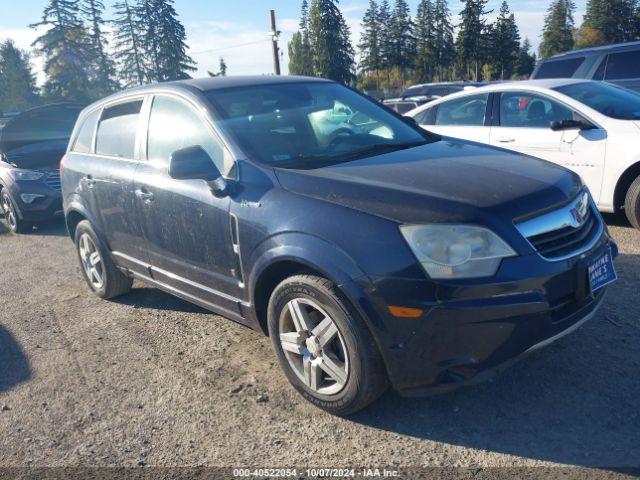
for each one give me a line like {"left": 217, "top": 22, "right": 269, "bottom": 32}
{"left": 74, "top": 220, "right": 132, "bottom": 299}
{"left": 1, "top": 190, "right": 31, "bottom": 234}
{"left": 268, "top": 274, "right": 388, "bottom": 416}
{"left": 624, "top": 174, "right": 640, "bottom": 230}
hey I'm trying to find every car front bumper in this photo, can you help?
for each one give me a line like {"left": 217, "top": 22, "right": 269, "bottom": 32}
{"left": 6, "top": 181, "right": 63, "bottom": 222}
{"left": 352, "top": 232, "right": 618, "bottom": 395}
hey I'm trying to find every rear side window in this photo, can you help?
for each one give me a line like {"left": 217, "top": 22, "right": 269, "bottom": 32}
{"left": 535, "top": 57, "right": 585, "bottom": 79}
{"left": 413, "top": 106, "right": 437, "bottom": 125}
{"left": 435, "top": 94, "right": 489, "bottom": 126}
{"left": 96, "top": 100, "right": 143, "bottom": 159}
{"left": 71, "top": 109, "right": 100, "bottom": 154}
{"left": 604, "top": 50, "right": 640, "bottom": 80}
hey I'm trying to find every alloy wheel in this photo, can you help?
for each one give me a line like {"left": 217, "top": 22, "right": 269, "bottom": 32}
{"left": 1, "top": 193, "right": 17, "bottom": 230}
{"left": 78, "top": 233, "right": 104, "bottom": 290}
{"left": 279, "top": 298, "right": 349, "bottom": 395}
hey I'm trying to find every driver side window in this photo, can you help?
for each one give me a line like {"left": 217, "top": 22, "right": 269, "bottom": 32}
{"left": 499, "top": 92, "right": 574, "bottom": 128}
{"left": 147, "top": 95, "right": 233, "bottom": 176}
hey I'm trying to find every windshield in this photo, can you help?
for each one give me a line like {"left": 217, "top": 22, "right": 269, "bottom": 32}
{"left": 205, "top": 82, "right": 432, "bottom": 168}
{"left": 554, "top": 82, "right": 640, "bottom": 120}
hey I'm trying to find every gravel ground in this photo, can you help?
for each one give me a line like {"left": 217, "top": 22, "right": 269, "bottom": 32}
{"left": 0, "top": 213, "right": 639, "bottom": 475}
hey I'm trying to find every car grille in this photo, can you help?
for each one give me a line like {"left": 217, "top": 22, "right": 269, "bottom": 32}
{"left": 516, "top": 190, "right": 603, "bottom": 260}
{"left": 44, "top": 171, "right": 61, "bottom": 192}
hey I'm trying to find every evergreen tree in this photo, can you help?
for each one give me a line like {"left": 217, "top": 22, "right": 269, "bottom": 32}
{"left": 388, "top": 0, "right": 415, "bottom": 82}
{"left": 288, "top": 0, "right": 314, "bottom": 76}
{"left": 539, "top": 0, "right": 576, "bottom": 58}
{"left": 579, "top": 0, "right": 637, "bottom": 47}
{"left": 308, "top": 0, "right": 355, "bottom": 84}
{"left": 377, "top": 0, "right": 393, "bottom": 80}
{"left": 514, "top": 37, "right": 536, "bottom": 78}
{"left": 432, "top": 0, "right": 455, "bottom": 80}
{"left": 142, "top": 0, "right": 196, "bottom": 82}
{"left": 414, "top": 0, "right": 436, "bottom": 82}
{"left": 456, "top": 0, "right": 491, "bottom": 81}
{"left": 0, "top": 40, "right": 39, "bottom": 112}
{"left": 30, "top": 0, "right": 91, "bottom": 101}
{"left": 81, "top": 0, "right": 119, "bottom": 98}
{"left": 489, "top": 1, "right": 520, "bottom": 80}
{"left": 138, "top": 0, "right": 161, "bottom": 81}
{"left": 359, "top": 0, "right": 383, "bottom": 79}
{"left": 113, "top": 0, "right": 146, "bottom": 86}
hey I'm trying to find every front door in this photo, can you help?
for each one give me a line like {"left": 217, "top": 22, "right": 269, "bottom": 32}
{"left": 134, "top": 94, "right": 241, "bottom": 316}
{"left": 489, "top": 91, "right": 607, "bottom": 201}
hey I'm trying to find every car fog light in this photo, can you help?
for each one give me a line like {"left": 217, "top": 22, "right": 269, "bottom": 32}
{"left": 20, "top": 194, "right": 46, "bottom": 204}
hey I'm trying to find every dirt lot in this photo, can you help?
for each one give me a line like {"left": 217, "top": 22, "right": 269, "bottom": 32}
{"left": 0, "top": 213, "right": 639, "bottom": 474}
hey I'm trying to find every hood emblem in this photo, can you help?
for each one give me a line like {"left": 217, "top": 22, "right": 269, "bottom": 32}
{"left": 569, "top": 193, "right": 589, "bottom": 228}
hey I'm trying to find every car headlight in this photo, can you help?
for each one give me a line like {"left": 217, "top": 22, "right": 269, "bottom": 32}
{"left": 10, "top": 169, "right": 45, "bottom": 181}
{"left": 400, "top": 224, "right": 517, "bottom": 279}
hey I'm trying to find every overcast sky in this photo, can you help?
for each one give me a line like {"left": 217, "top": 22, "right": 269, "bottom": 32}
{"left": 0, "top": 0, "right": 588, "bottom": 83}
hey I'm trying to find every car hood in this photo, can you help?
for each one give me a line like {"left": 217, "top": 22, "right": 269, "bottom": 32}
{"left": 274, "top": 139, "right": 583, "bottom": 226}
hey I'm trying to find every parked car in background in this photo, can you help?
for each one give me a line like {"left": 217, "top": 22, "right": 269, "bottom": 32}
{"left": 383, "top": 82, "right": 484, "bottom": 114}
{"left": 406, "top": 79, "right": 640, "bottom": 229}
{"left": 0, "top": 103, "right": 82, "bottom": 233}
{"left": 0, "top": 112, "right": 20, "bottom": 130}
{"left": 531, "top": 40, "right": 640, "bottom": 93}
{"left": 62, "top": 76, "right": 616, "bottom": 415}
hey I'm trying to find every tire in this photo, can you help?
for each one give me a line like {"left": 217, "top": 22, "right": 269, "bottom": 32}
{"left": 267, "top": 274, "right": 388, "bottom": 416}
{"left": 74, "top": 220, "right": 132, "bottom": 299}
{"left": 624, "top": 174, "right": 640, "bottom": 230}
{"left": 1, "top": 190, "right": 32, "bottom": 234}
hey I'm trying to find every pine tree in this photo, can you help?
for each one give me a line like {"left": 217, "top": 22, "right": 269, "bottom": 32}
{"left": 414, "top": 0, "right": 436, "bottom": 82}
{"left": 113, "top": 0, "right": 146, "bottom": 86}
{"left": 388, "top": 0, "right": 415, "bottom": 83}
{"left": 219, "top": 58, "right": 227, "bottom": 77}
{"left": 514, "top": 37, "right": 536, "bottom": 78}
{"left": 308, "top": 0, "right": 355, "bottom": 84}
{"left": 489, "top": 1, "right": 520, "bottom": 80}
{"left": 456, "top": 0, "right": 491, "bottom": 81}
{"left": 288, "top": 0, "right": 314, "bottom": 76}
{"left": 30, "top": 0, "right": 91, "bottom": 101}
{"left": 81, "top": 0, "right": 118, "bottom": 98}
{"left": 141, "top": 0, "right": 196, "bottom": 82}
{"left": 432, "top": 0, "right": 455, "bottom": 80}
{"left": 579, "top": 0, "right": 637, "bottom": 47}
{"left": 377, "top": 0, "right": 393, "bottom": 82}
{"left": 0, "top": 40, "right": 39, "bottom": 112}
{"left": 539, "top": 0, "right": 576, "bottom": 58}
{"left": 138, "top": 0, "right": 161, "bottom": 81}
{"left": 359, "top": 0, "right": 382, "bottom": 79}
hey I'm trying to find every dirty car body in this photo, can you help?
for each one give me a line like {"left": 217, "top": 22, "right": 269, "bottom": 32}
{"left": 61, "top": 76, "right": 617, "bottom": 409}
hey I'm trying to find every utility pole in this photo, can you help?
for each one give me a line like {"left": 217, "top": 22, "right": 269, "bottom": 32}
{"left": 269, "top": 10, "right": 281, "bottom": 75}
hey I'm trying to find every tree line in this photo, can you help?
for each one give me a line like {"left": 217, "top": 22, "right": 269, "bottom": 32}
{"left": 0, "top": 0, "right": 195, "bottom": 112}
{"left": 289, "top": 0, "right": 640, "bottom": 92}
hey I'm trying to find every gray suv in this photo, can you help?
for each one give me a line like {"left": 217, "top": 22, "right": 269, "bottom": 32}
{"left": 531, "top": 40, "right": 640, "bottom": 93}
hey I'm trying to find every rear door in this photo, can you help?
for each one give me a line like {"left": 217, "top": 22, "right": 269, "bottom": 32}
{"left": 489, "top": 90, "right": 607, "bottom": 201}
{"left": 415, "top": 93, "right": 491, "bottom": 143}
{"left": 133, "top": 93, "right": 241, "bottom": 316}
{"left": 90, "top": 97, "right": 149, "bottom": 270}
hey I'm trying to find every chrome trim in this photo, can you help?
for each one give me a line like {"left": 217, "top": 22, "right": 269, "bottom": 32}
{"left": 515, "top": 190, "right": 605, "bottom": 262}
{"left": 525, "top": 292, "right": 604, "bottom": 355}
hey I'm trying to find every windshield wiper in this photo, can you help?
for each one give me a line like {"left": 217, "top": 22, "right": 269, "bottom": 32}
{"left": 334, "top": 140, "right": 428, "bottom": 162}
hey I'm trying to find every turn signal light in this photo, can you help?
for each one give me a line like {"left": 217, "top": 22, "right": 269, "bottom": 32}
{"left": 388, "top": 306, "right": 423, "bottom": 318}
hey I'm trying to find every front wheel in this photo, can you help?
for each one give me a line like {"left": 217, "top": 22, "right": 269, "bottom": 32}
{"left": 624, "top": 174, "right": 640, "bottom": 230}
{"left": 74, "top": 220, "right": 132, "bottom": 299}
{"left": 1, "top": 190, "right": 31, "bottom": 234}
{"left": 268, "top": 274, "right": 388, "bottom": 416}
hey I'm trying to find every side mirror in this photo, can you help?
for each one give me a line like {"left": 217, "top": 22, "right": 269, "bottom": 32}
{"left": 168, "top": 146, "right": 228, "bottom": 196}
{"left": 550, "top": 119, "right": 595, "bottom": 131}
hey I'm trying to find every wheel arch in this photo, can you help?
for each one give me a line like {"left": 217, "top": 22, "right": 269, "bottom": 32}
{"left": 614, "top": 161, "right": 640, "bottom": 212}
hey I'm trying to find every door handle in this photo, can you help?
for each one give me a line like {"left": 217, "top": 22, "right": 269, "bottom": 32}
{"left": 497, "top": 137, "right": 515, "bottom": 143}
{"left": 84, "top": 175, "right": 96, "bottom": 188}
{"left": 135, "top": 188, "right": 154, "bottom": 203}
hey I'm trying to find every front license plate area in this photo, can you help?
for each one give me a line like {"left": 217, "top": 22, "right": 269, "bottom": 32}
{"left": 588, "top": 248, "right": 617, "bottom": 292}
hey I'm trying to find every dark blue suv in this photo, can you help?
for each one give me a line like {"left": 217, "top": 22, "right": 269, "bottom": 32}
{"left": 61, "top": 77, "right": 618, "bottom": 415}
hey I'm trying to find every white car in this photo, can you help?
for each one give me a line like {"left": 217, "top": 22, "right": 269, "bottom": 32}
{"left": 406, "top": 79, "right": 640, "bottom": 229}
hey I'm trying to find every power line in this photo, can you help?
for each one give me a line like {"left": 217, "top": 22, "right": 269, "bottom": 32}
{"left": 190, "top": 40, "right": 271, "bottom": 56}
